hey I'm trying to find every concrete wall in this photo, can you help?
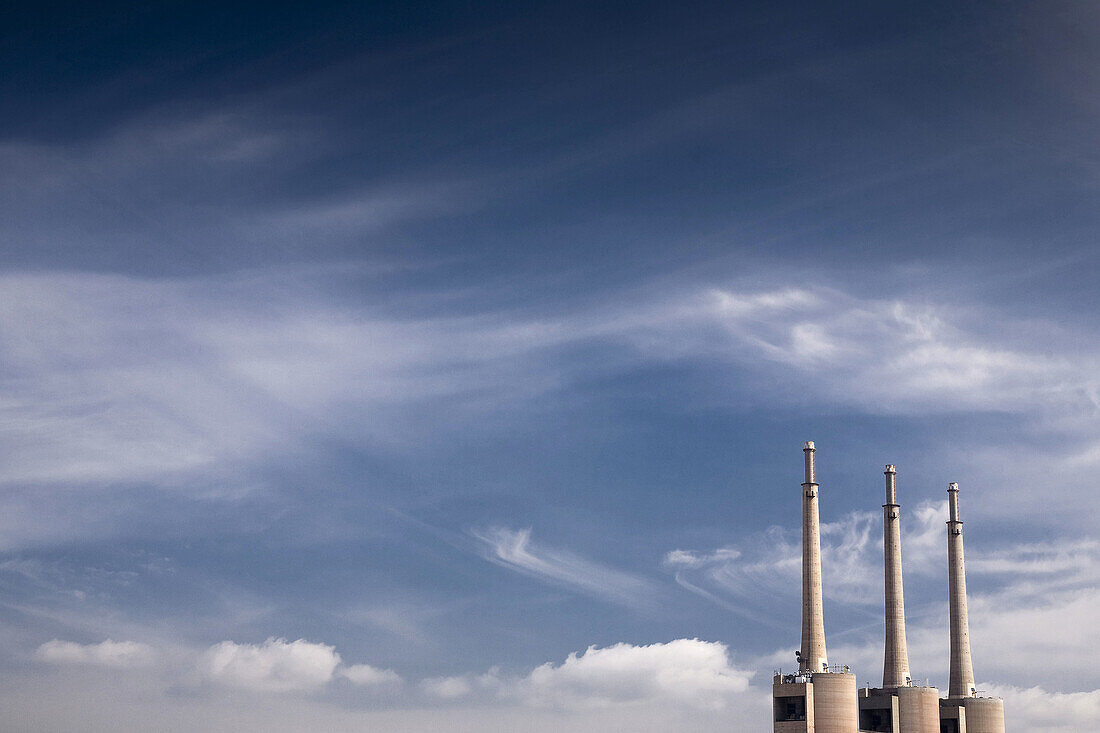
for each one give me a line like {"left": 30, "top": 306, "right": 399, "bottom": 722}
{"left": 961, "top": 698, "right": 1004, "bottom": 733}
{"left": 939, "top": 699, "right": 966, "bottom": 733}
{"left": 773, "top": 678, "right": 813, "bottom": 732}
{"left": 812, "top": 672, "right": 858, "bottom": 733}
{"left": 896, "top": 687, "right": 939, "bottom": 733}
{"left": 857, "top": 689, "right": 896, "bottom": 732}
{"left": 776, "top": 722, "right": 813, "bottom": 733}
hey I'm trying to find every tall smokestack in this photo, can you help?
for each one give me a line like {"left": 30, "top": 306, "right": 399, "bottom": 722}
{"left": 800, "top": 441, "right": 828, "bottom": 673}
{"left": 882, "top": 465, "right": 911, "bottom": 688}
{"left": 947, "top": 482, "right": 976, "bottom": 698}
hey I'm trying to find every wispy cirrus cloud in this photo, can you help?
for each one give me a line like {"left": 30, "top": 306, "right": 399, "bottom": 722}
{"left": 3, "top": 273, "right": 1093, "bottom": 483}
{"left": 663, "top": 548, "right": 741, "bottom": 568}
{"left": 3, "top": 4, "right": 1097, "bottom": 732}
{"left": 667, "top": 501, "right": 1100, "bottom": 612}
{"left": 34, "top": 639, "right": 156, "bottom": 668}
{"left": 471, "top": 527, "right": 653, "bottom": 606}
{"left": 675, "top": 506, "right": 1100, "bottom": 693}
{"left": 664, "top": 507, "right": 910, "bottom": 613}
{"left": 1, "top": 268, "right": 1097, "bottom": 549}
{"left": 0, "top": 105, "right": 471, "bottom": 268}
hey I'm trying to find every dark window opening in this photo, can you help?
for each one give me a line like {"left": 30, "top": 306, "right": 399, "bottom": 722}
{"left": 774, "top": 695, "right": 807, "bottom": 722}
{"left": 859, "top": 708, "right": 893, "bottom": 732}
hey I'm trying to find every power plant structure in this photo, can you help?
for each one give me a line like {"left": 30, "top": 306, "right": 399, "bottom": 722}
{"left": 771, "top": 442, "right": 1006, "bottom": 733}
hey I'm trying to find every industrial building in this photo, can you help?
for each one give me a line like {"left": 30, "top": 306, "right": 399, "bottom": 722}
{"left": 771, "top": 443, "right": 1006, "bottom": 733}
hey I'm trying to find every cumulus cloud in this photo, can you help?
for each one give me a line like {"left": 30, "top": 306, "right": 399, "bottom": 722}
{"left": 521, "top": 639, "right": 751, "bottom": 709}
{"left": 423, "top": 640, "right": 752, "bottom": 710}
{"left": 28, "top": 630, "right": 1100, "bottom": 733}
{"left": 36, "top": 634, "right": 405, "bottom": 695}
{"left": 471, "top": 527, "right": 653, "bottom": 605}
{"left": 340, "top": 663, "right": 402, "bottom": 686}
{"left": 200, "top": 638, "right": 341, "bottom": 692}
{"left": 35, "top": 639, "right": 156, "bottom": 668}
{"left": 985, "top": 684, "right": 1100, "bottom": 733}
{"left": 421, "top": 674, "right": 482, "bottom": 700}
{"left": 37, "top": 633, "right": 746, "bottom": 714}
{"left": 0, "top": 667, "right": 770, "bottom": 733}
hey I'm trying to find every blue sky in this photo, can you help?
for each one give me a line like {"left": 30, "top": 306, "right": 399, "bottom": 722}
{"left": 1, "top": 2, "right": 1098, "bottom": 730}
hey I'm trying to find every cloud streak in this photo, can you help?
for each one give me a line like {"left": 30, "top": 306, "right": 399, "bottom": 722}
{"left": 675, "top": 507, "right": 1100, "bottom": 693}
{"left": 472, "top": 527, "right": 653, "bottom": 606}
{"left": 1, "top": 273, "right": 1093, "bottom": 472}
{"left": 35, "top": 639, "right": 156, "bottom": 668}
{"left": 2, "top": 266, "right": 1097, "bottom": 550}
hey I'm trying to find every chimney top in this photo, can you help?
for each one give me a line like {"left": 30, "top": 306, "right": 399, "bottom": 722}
{"left": 885, "top": 464, "right": 896, "bottom": 473}
{"left": 948, "top": 482, "right": 959, "bottom": 491}
{"left": 804, "top": 441, "right": 815, "bottom": 450}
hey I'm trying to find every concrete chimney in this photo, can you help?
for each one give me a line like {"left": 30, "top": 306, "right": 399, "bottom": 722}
{"left": 882, "top": 464, "right": 911, "bottom": 688}
{"left": 947, "top": 482, "right": 976, "bottom": 698}
{"left": 800, "top": 441, "right": 828, "bottom": 673}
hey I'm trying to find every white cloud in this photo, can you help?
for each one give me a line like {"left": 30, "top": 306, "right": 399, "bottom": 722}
{"left": 341, "top": 663, "right": 402, "bottom": 686}
{"left": 422, "top": 640, "right": 752, "bottom": 711}
{"left": 0, "top": 106, "right": 462, "bottom": 258}
{"left": 672, "top": 505, "right": 1100, "bottom": 694}
{"left": 421, "top": 675, "right": 478, "bottom": 699}
{"left": 692, "top": 287, "right": 1095, "bottom": 419}
{"left": 663, "top": 548, "right": 740, "bottom": 567}
{"left": 1, "top": 274, "right": 1092, "bottom": 486}
{"left": 669, "top": 512, "right": 878, "bottom": 611}
{"left": 967, "top": 539, "right": 1100, "bottom": 579}
{"left": 521, "top": 639, "right": 752, "bottom": 709}
{"left": 986, "top": 684, "right": 1100, "bottom": 733}
{"left": 0, "top": 664, "right": 772, "bottom": 733}
{"left": 420, "top": 669, "right": 490, "bottom": 695}
{"left": 26, "top": 630, "right": 1100, "bottom": 733}
{"left": 666, "top": 495, "right": 1026, "bottom": 619}
{"left": 471, "top": 527, "right": 653, "bottom": 605}
{"left": 200, "top": 638, "right": 341, "bottom": 693}
{"left": 34, "top": 634, "right": 751, "bottom": 712}
{"left": 37, "top": 634, "right": 405, "bottom": 695}
{"left": 35, "top": 639, "right": 155, "bottom": 668}
{"left": 0, "top": 269, "right": 1096, "bottom": 548}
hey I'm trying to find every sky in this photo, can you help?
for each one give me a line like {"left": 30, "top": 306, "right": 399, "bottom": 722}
{"left": 0, "top": 1, "right": 1098, "bottom": 731}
